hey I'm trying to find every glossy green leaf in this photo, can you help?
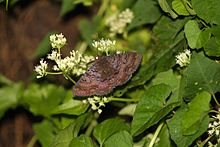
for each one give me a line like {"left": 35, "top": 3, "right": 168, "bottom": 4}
{"left": 184, "top": 20, "right": 201, "bottom": 49}
{"left": 128, "top": 0, "right": 161, "bottom": 30}
{"left": 22, "top": 83, "right": 66, "bottom": 116}
{"left": 0, "top": 83, "right": 23, "bottom": 118}
{"left": 172, "top": 0, "right": 189, "bottom": 16}
{"left": 167, "top": 104, "right": 210, "bottom": 147}
{"left": 104, "top": 131, "right": 133, "bottom": 147}
{"left": 184, "top": 52, "right": 220, "bottom": 98}
{"left": 181, "top": 91, "right": 211, "bottom": 135}
{"left": 131, "top": 84, "right": 180, "bottom": 136}
{"left": 93, "top": 118, "right": 129, "bottom": 146}
{"left": 69, "top": 135, "right": 94, "bottom": 147}
{"left": 192, "top": 0, "right": 220, "bottom": 25}
{"left": 33, "top": 120, "right": 55, "bottom": 147}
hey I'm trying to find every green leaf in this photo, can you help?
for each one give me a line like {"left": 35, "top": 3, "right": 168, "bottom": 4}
{"left": 74, "top": 0, "right": 93, "bottom": 6}
{"left": 104, "top": 131, "right": 133, "bottom": 147}
{"left": 33, "top": 120, "right": 55, "bottom": 147}
{"left": 128, "top": 0, "right": 161, "bottom": 30}
{"left": 93, "top": 118, "right": 129, "bottom": 146}
{"left": 51, "top": 99, "right": 89, "bottom": 115}
{"left": 192, "top": 0, "right": 220, "bottom": 25}
{"left": 152, "top": 69, "right": 184, "bottom": 103}
{"left": 51, "top": 113, "right": 90, "bottom": 147}
{"left": 153, "top": 16, "right": 188, "bottom": 46}
{"left": 197, "top": 27, "right": 212, "bottom": 49}
{"left": 131, "top": 84, "right": 180, "bottom": 136}
{"left": 181, "top": 91, "right": 211, "bottom": 135}
{"left": 69, "top": 135, "right": 94, "bottom": 147}
{"left": 204, "top": 26, "right": 220, "bottom": 57}
{"left": 118, "top": 104, "right": 136, "bottom": 116}
{"left": 33, "top": 32, "right": 55, "bottom": 58}
{"left": 184, "top": 52, "right": 220, "bottom": 98}
{"left": 167, "top": 104, "right": 210, "bottom": 147}
{"left": 172, "top": 0, "right": 190, "bottom": 16}
{"left": 0, "top": 83, "right": 23, "bottom": 118}
{"left": 79, "top": 16, "right": 102, "bottom": 43}
{"left": 22, "top": 83, "right": 66, "bottom": 116}
{"left": 158, "top": 0, "right": 178, "bottom": 19}
{"left": 60, "top": 0, "right": 76, "bottom": 17}
{"left": 184, "top": 20, "right": 201, "bottom": 49}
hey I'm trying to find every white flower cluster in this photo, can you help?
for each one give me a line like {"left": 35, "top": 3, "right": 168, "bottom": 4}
{"left": 207, "top": 113, "right": 220, "bottom": 146}
{"left": 175, "top": 49, "right": 191, "bottom": 67}
{"left": 106, "top": 8, "right": 134, "bottom": 36}
{"left": 83, "top": 96, "right": 109, "bottom": 114}
{"left": 49, "top": 50, "right": 94, "bottom": 76}
{"left": 34, "top": 59, "right": 48, "bottom": 78}
{"left": 35, "top": 33, "right": 94, "bottom": 79}
{"left": 92, "top": 38, "right": 116, "bottom": 54}
{"left": 50, "top": 33, "right": 67, "bottom": 49}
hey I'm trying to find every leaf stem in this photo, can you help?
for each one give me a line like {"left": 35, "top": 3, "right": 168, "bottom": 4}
{"left": 149, "top": 122, "right": 164, "bottom": 147}
{"left": 64, "top": 74, "right": 76, "bottom": 85}
{"left": 97, "top": 0, "right": 110, "bottom": 16}
{"left": 198, "top": 134, "right": 214, "bottom": 147}
{"left": 109, "top": 97, "right": 139, "bottom": 102}
{"left": 46, "top": 71, "right": 63, "bottom": 75}
{"left": 212, "top": 93, "right": 220, "bottom": 107}
{"left": 26, "top": 135, "right": 37, "bottom": 147}
{"left": 85, "top": 119, "right": 97, "bottom": 136}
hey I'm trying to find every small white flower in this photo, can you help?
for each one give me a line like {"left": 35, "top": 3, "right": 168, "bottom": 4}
{"left": 91, "top": 103, "right": 98, "bottom": 110}
{"left": 92, "top": 38, "right": 116, "bottom": 54}
{"left": 47, "top": 50, "right": 61, "bottom": 61}
{"left": 82, "top": 100, "right": 87, "bottom": 104}
{"left": 175, "top": 49, "right": 191, "bottom": 67}
{"left": 34, "top": 59, "right": 48, "bottom": 78}
{"left": 85, "top": 96, "right": 109, "bottom": 114}
{"left": 50, "top": 33, "right": 67, "bottom": 49}
{"left": 118, "top": 8, "right": 134, "bottom": 24}
{"left": 208, "top": 113, "right": 220, "bottom": 137}
{"left": 106, "top": 8, "right": 134, "bottom": 36}
{"left": 98, "top": 109, "right": 102, "bottom": 114}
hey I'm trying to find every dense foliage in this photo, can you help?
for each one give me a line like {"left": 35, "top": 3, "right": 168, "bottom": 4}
{"left": 1, "top": 0, "right": 220, "bottom": 146}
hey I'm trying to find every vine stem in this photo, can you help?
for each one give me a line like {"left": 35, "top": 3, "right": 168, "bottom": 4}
{"left": 26, "top": 135, "right": 37, "bottom": 147}
{"left": 149, "top": 122, "right": 164, "bottom": 147}
{"left": 109, "top": 97, "right": 139, "bottom": 102}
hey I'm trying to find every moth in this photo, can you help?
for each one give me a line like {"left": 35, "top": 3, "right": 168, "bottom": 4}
{"left": 73, "top": 52, "right": 142, "bottom": 97}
